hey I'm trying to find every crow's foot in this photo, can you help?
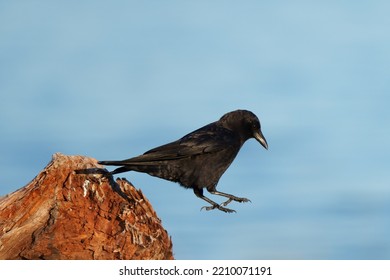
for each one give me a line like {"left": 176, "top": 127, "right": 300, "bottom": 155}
{"left": 200, "top": 204, "right": 236, "bottom": 213}
{"left": 221, "top": 197, "right": 251, "bottom": 206}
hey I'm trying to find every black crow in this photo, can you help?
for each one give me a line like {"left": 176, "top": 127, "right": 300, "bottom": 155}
{"left": 99, "top": 109, "right": 268, "bottom": 213}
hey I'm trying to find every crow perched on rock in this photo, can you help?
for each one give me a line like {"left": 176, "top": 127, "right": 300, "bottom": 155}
{"left": 99, "top": 109, "right": 268, "bottom": 213}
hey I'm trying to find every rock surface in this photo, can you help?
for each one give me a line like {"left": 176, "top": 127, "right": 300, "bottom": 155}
{"left": 0, "top": 153, "right": 173, "bottom": 260}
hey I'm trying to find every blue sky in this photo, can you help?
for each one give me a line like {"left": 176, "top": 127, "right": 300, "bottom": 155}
{"left": 1, "top": 1, "right": 389, "bottom": 259}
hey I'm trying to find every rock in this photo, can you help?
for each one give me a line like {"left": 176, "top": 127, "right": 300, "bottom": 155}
{"left": 0, "top": 153, "right": 173, "bottom": 260}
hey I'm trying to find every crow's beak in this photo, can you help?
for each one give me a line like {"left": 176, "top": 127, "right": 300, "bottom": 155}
{"left": 254, "top": 130, "right": 268, "bottom": 150}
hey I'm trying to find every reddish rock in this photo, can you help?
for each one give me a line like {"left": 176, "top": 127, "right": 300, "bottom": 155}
{"left": 0, "top": 153, "right": 173, "bottom": 260}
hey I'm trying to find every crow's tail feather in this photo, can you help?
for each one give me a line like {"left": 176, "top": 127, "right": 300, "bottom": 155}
{"left": 110, "top": 166, "right": 132, "bottom": 175}
{"left": 98, "top": 160, "right": 123, "bottom": 166}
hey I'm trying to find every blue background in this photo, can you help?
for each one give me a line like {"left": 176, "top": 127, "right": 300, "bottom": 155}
{"left": 1, "top": 1, "right": 389, "bottom": 259}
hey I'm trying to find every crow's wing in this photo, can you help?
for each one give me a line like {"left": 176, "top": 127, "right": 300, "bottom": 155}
{"left": 118, "top": 124, "right": 237, "bottom": 164}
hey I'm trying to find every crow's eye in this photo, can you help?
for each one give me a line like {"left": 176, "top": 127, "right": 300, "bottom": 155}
{"left": 251, "top": 122, "right": 258, "bottom": 130}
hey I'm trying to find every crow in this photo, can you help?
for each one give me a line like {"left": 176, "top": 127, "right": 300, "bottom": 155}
{"left": 98, "top": 109, "right": 268, "bottom": 213}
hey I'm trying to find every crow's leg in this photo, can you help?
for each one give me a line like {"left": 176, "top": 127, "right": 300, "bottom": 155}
{"left": 206, "top": 186, "right": 251, "bottom": 206}
{"left": 193, "top": 188, "right": 236, "bottom": 213}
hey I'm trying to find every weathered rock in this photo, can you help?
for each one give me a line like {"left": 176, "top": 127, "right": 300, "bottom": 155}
{"left": 0, "top": 153, "right": 173, "bottom": 260}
